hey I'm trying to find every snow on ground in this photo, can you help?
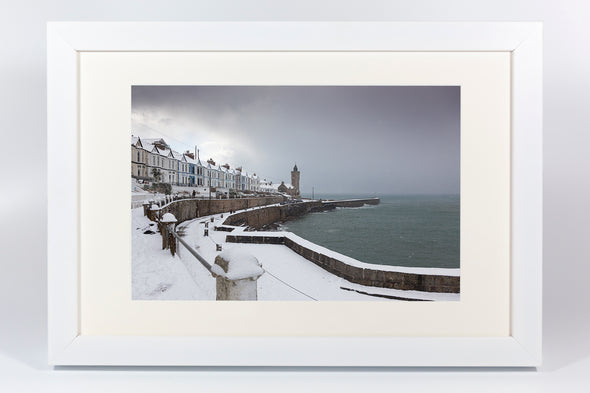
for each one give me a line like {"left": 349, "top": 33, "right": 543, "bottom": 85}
{"left": 132, "top": 208, "right": 210, "bottom": 300}
{"left": 132, "top": 202, "right": 460, "bottom": 301}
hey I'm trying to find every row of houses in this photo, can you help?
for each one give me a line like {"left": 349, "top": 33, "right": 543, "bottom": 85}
{"left": 132, "top": 136, "right": 273, "bottom": 194}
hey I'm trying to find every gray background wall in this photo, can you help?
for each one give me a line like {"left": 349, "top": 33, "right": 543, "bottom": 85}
{"left": 0, "top": 0, "right": 589, "bottom": 391}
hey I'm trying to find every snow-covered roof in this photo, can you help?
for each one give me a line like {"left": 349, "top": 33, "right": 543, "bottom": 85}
{"left": 133, "top": 135, "right": 273, "bottom": 184}
{"left": 260, "top": 182, "right": 280, "bottom": 191}
{"left": 152, "top": 146, "right": 175, "bottom": 158}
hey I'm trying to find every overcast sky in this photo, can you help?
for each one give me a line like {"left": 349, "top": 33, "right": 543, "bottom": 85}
{"left": 132, "top": 86, "right": 459, "bottom": 196}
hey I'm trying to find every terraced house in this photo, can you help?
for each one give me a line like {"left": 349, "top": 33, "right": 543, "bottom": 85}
{"left": 131, "top": 136, "right": 149, "bottom": 179}
{"left": 131, "top": 135, "right": 282, "bottom": 195}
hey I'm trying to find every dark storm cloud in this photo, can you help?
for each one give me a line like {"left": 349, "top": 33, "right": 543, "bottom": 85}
{"left": 132, "top": 86, "right": 460, "bottom": 196}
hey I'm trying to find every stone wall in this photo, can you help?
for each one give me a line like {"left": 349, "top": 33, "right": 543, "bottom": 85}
{"left": 154, "top": 196, "right": 367, "bottom": 228}
{"left": 226, "top": 234, "right": 459, "bottom": 294}
{"left": 219, "top": 198, "right": 381, "bottom": 230}
{"left": 324, "top": 198, "right": 381, "bottom": 208}
{"left": 157, "top": 196, "right": 285, "bottom": 224}
{"left": 222, "top": 200, "right": 327, "bottom": 229}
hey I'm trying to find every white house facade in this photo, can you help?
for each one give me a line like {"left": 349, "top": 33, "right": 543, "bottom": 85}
{"left": 131, "top": 134, "right": 286, "bottom": 196}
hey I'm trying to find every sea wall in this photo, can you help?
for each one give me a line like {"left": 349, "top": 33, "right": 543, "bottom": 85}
{"left": 222, "top": 198, "right": 381, "bottom": 229}
{"left": 222, "top": 201, "right": 325, "bottom": 229}
{"left": 153, "top": 197, "right": 380, "bottom": 227}
{"left": 324, "top": 197, "right": 380, "bottom": 208}
{"left": 225, "top": 234, "right": 459, "bottom": 293}
{"left": 156, "top": 196, "right": 285, "bottom": 224}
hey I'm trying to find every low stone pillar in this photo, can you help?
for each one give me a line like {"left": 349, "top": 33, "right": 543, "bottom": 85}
{"left": 148, "top": 204, "right": 161, "bottom": 221}
{"left": 211, "top": 250, "right": 264, "bottom": 301}
{"left": 142, "top": 201, "right": 150, "bottom": 216}
{"left": 160, "top": 212, "right": 178, "bottom": 251}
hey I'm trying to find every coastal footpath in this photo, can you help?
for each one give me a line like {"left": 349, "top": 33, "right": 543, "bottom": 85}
{"left": 148, "top": 196, "right": 459, "bottom": 295}
{"left": 220, "top": 197, "right": 458, "bottom": 294}
{"left": 226, "top": 233, "right": 459, "bottom": 293}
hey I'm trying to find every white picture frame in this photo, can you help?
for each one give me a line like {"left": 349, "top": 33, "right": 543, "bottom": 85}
{"left": 47, "top": 22, "right": 542, "bottom": 367}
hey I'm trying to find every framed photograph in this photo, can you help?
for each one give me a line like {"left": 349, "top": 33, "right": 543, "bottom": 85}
{"left": 48, "top": 22, "right": 542, "bottom": 366}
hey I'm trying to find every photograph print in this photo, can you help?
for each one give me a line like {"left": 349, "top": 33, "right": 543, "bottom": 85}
{"left": 131, "top": 86, "right": 460, "bottom": 301}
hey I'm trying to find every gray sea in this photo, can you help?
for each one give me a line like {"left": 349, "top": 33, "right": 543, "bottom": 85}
{"left": 282, "top": 194, "right": 460, "bottom": 269}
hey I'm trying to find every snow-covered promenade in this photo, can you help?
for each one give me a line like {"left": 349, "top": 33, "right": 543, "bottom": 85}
{"left": 132, "top": 202, "right": 460, "bottom": 301}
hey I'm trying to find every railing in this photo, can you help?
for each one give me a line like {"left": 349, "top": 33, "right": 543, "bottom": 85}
{"left": 169, "top": 228, "right": 264, "bottom": 300}
{"left": 170, "top": 230, "right": 213, "bottom": 272}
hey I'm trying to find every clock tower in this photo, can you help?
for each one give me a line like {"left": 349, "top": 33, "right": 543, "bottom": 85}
{"left": 291, "top": 164, "right": 300, "bottom": 196}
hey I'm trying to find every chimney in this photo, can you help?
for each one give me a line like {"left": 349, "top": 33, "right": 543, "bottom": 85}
{"left": 207, "top": 158, "right": 216, "bottom": 166}
{"left": 154, "top": 139, "right": 167, "bottom": 150}
{"left": 184, "top": 150, "right": 194, "bottom": 159}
